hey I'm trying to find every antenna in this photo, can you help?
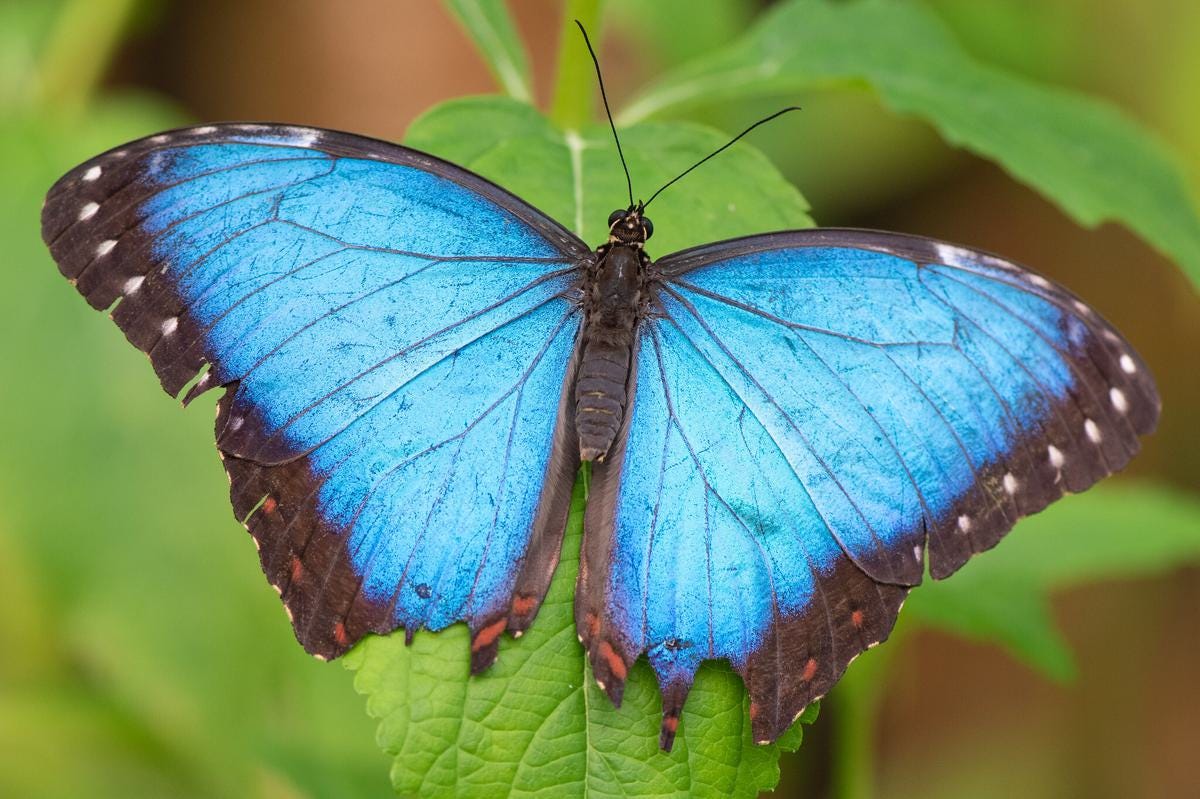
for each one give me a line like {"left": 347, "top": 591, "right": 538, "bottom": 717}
{"left": 575, "top": 20, "right": 634, "bottom": 208}
{"left": 642, "top": 106, "right": 802, "bottom": 209}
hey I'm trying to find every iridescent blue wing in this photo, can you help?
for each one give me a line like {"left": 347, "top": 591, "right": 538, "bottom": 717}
{"left": 42, "top": 124, "right": 588, "bottom": 666}
{"left": 578, "top": 229, "right": 1158, "bottom": 750}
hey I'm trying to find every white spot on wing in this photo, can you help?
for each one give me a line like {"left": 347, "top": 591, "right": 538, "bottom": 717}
{"left": 979, "top": 253, "right": 1015, "bottom": 271}
{"left": 1048, "top": 445, "right": 1065, "bottom": 469}
{"left": 1120, "top": 354, "right": 1137, "bottom": 374}
{"left": 1073, "top": 299, "right": 1091, "bottom": 315}
{"left": 1110, "top": 387, "right": 1128, "bottom": 413}
{"left": 150, "top": 134, "right": 170, "bottom": 144}
{"left": 161, "top": 317, "right": 178, "bottom": 336}
{"left": 934, "top": 242, "right": 974, "bottom": 267}
{"left": 1084, "top": 418, "right": 1102, "bottom": 443}
{"left": 96, "top": 239, "right": 116, "bottom": 256}
{"left": 193, "top": 125, "right": 217, "bottom": 134}
{"left": 912, "top": 544, "right": 923, "bottom": 562}
{"left": 229, "top": 416, "right": 244, "bottom": 432}
{"left": 123, "top": 276, "right": 144, "bottom": 295}
{"left": 82, "top": 165, "right": 102, "bottom": 182}
{"left": 957, "top": 514, "right": 972, "bottom": 533}
{"left": 79, "top": 202, "right": 99, "bottom": 221}
{"left": 286, "top": 127, "right": 320, "bottom": 148}
{"left": 1003, "top": 472, "right": 1018, "bottom": 495}
{"left": 1029, "top": 274, "right": 1051, "bottom": 288}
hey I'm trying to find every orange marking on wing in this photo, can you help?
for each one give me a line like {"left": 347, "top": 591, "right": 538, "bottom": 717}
{"left": 749, "top": 702, "right": 760, "bottom": 720}
{"left": 262, "top": 496, "right": 278, "bottom": 514}
{"left": 585, "top": 611, "right": 600, "bottom": 638}
{"left": 802, "top": 657, "right": 818, "bottom": 682}
{"left": 598, "top": 640, "right": 627, "bottom": 681}
{"left": 851, "top": 609, "right": 864, "bottom": 628}
{"left": 662, "top": 715, "right": 679, "bottom": 733}
{"left": 290, "top": 556, "right": 303, "bottom": 583}
{"left": 471, "top": 618, "right": 507, "bottom": 652}
{"left": 512, "top": 594, "right": 537, "bottom": 616}
{"left": 334, "top": 622, "right": 349, "bottom": 647}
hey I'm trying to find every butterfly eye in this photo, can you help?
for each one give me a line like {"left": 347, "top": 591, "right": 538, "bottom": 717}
{"left": 608, "top": 209, "right": 624, "bottom": 227}
{"left": 642, "top": 217, "right": 654, "bottom": 240}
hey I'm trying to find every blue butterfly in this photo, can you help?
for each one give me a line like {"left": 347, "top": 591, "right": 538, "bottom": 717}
{"left": 42, "top": 119, "right": 1158, "bottom": 751}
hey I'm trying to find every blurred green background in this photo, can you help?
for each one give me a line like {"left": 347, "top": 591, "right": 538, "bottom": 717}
{"left": 2, "top": 1, "right": 1198, "bottom": 797}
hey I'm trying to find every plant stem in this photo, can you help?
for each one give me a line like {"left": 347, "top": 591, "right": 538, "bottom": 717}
{"left": 551, "top": 0, "right": 604, "bottom": 131}
{"left": 829, "top": 622, "right": 908, "bottom": 799}
{"left": 38, "top": 0, "right": 141, "bottom": 111}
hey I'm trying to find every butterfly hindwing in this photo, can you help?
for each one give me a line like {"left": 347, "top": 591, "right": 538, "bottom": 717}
{"left": 578, "top": 229, "right": 1158, "bottom": 748}
{"left": 42, "top": 124, "right": 590, "bottom": 663}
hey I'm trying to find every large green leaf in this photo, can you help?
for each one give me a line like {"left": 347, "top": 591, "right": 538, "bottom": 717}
{"left": 620, "top": 0, "right": 1200, "bottom": 288}
{"left": 402, "top": 94, "right": 812, "bottom": 250}
{"left": 343, "top": 95, "right": 814, "bottom": 798}
{"left": 905, "top": 484, "right": 1200, "bottom": 680}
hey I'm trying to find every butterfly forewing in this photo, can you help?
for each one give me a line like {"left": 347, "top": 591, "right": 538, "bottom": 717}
{"left": 42, "top": 123, "right": 590, "bottom": 665}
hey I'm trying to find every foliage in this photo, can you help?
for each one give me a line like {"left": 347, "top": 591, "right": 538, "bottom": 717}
{"left": 445, "top": 0, "right": 534, "bottom": 104}
{"left": 620, "top": 0, "right": 1200, "bottom": 290}
{"left": 3, "top": 0, "right": 1199, "bottom": 797}
{"left": 1, "top": 103, "right": 389, "bottom": 797}
{"left": 906, "top": 484, "right": 1200, "bottom": 681}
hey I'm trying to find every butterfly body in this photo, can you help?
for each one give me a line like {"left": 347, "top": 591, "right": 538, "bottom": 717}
{"left": 576, "top": 208, "right": 654, "bottom": 461}
{"left": 42, "top": 123, "right": 1158, "bottom": 753}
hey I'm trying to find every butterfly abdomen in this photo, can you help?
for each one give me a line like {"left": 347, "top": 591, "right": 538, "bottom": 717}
{"left": 576, "top": 244, "right": 645, "bottom": 462}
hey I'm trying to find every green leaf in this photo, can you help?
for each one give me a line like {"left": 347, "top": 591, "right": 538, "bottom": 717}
{"left": 403, "top": 95, "right": 812, "bottom": 251}
{"left": 607, "top": 0, "right": 755, "bottom": 67}
{"left": 344, "top": 95, "right": 814, "bottom": 798}
{"left": 907, "top": 573, "right": 1078, "bottom": 681}
{"left": 443, "top": 0, "right": 534, "bottom": 104}
{"left": 905, "top": 484, "right": 1200, "bottom": 680}
{"left": 620, "top": 0, "right": 1200, "bottom": 289}
{"left": 347, "top": 479, "right": 812, "bottom": 798}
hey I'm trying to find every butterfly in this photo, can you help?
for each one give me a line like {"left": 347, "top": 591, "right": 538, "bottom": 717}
{"left": 41, "top": 110, "right": 1159, "bottom": 751}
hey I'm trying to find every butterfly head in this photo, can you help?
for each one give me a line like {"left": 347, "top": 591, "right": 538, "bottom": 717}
{"left": 607, "top": 204, "right": 654, "bottom": 247}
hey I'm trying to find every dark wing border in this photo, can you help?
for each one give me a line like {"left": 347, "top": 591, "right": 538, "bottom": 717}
{"left": 44, "top": 121, "right": 590, "bottom": 260}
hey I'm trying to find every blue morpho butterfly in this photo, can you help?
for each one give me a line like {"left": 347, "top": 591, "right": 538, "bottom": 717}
{"left": 42, "top": 32, "right": 1159, "bottom": 753}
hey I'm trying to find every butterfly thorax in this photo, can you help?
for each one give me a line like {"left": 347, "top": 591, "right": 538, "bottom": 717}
{"left": 575, "top": 241, "right": 650, "bottom": 462}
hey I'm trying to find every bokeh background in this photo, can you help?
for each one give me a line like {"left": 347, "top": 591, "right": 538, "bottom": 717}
{"left": 2, "top": 1, "right": 1198, "bottom": 797}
